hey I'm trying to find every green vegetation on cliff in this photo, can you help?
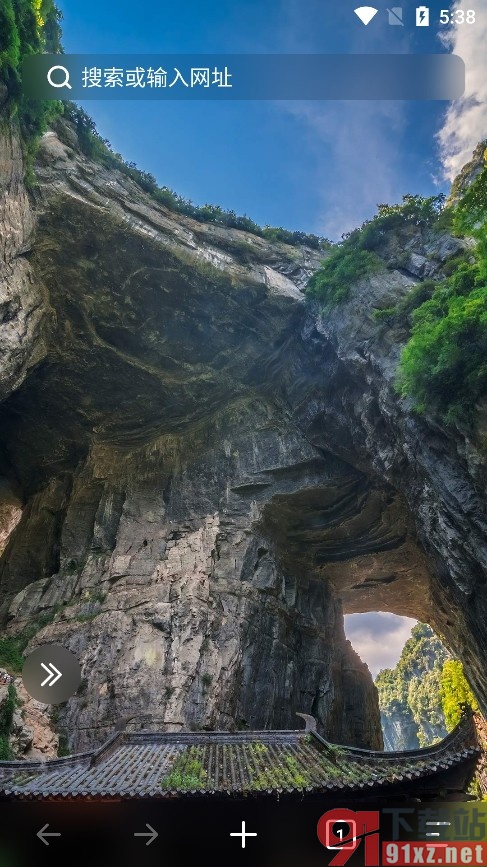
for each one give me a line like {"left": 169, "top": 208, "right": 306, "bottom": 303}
{"left": 397, "top": 153, "right": 487, "bottom": 425}
{"left": 441, "top": 659, "right": 479, "bottom": 729}
{"left": 397, "top": 274, "right": 487, "bottom": 423}
{"left": 0, "top": 608, "right": 61, "bottom": 675}
{"left": 306, "top": 194, "right": 443, "bottom": 306}
{"left": 307, "top": 248, "right": 384, "bottom": 305}
{"left": 0, "top": 683, "right": 16, "bottom": 759}
{"left": 376, "top": 623, "right": 479, "bottom": 749}
{"left": 0, "top": 0, "right": 62, "bottom": 145}
{"left": 376, "top": 623, "right": 450, "bottom": 748}
{"left": 0, "top": 636, "right": 25, "bottom": 674}
{"left": 307, "top": 148, "right": 487, "bottom": 427}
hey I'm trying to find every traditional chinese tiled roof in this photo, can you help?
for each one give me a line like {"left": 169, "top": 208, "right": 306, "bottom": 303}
{"left": 0, "top": 713, "right": 480, "bottom": 800}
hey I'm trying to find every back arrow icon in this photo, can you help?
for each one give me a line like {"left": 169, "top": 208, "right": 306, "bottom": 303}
{"left": 134, "top": 824, "right": 158, "bottom": 846}
{"left": 40, "top": 662, "right": 62, "bottom": 686}
{"left": 37, "top": 824, "right": 61, "bottom": 846}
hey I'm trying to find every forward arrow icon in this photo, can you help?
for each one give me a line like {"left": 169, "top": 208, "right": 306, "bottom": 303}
{"left": 134, "top": 824, "right": 158, "bottom": 846}
{"left": 40, "top": 662, "right": 62, "bottom": 687}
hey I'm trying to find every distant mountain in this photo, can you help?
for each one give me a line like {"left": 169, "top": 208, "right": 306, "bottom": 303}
{"left": 375, "top": 623, "right": 450, "bottom": 751}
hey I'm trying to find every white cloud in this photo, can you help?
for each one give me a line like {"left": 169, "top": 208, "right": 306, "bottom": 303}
{"left": 268, "top": 1, "right": 413, "bottom": 240}
{"left": 284, "top": 101, "right": 405, "bottom": 240}
{"left": 344, "top": 612, "right": 417, "bottom": 679}
{"left": 437, "top": 1, "right": 487, "bottom": 180}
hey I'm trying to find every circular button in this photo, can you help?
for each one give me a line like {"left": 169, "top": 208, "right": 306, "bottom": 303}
{"left": 22, "top": 644, "right": 81, "bottom": 704}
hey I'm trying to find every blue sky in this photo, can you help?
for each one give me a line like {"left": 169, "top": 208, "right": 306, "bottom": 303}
{"left": 56, "top": 0, "right": 462, "bottom": 239}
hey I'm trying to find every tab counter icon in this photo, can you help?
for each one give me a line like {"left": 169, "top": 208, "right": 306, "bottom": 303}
{"left": 416, "top": 6, "right": 430, "bottom": 25}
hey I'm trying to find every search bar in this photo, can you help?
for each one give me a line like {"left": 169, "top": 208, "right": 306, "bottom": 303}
{"left": 23, "top": 54, "right": 465, "bottom": 101}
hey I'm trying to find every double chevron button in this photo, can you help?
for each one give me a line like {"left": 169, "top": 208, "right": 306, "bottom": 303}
{"left": 22, "top": 644, "right": 81, "bottom": 704}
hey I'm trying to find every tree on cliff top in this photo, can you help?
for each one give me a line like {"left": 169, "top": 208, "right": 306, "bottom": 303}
{"left": 440, "top": 659, "right": 479, "bottom": 729}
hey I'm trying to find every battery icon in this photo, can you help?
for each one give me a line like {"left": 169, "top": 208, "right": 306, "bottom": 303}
{"left": 416, "top": 5, "right": 430, "bottom": 25}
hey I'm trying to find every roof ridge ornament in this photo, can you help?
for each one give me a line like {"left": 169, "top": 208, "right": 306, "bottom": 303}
{"left": 296, "top": 713, "right": 317, "bottom": 733}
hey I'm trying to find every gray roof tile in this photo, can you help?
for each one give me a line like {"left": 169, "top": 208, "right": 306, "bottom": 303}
{"left": 0, "top": 714, "right": 480, "bottom": 800}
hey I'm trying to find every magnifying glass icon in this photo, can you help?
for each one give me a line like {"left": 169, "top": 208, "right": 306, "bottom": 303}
{"left": 47, "top": 65, "right": 72, "bottom": 89}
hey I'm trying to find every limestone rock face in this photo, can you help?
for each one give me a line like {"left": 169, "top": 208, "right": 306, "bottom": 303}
{"left": 1, "top": 402, "right": 383, "bottom": 751}
{"left": 380, "top": 709, "right": 448, "bottom": 752}
{"left": 381, "top": 710, "right": 420, "bottom": 752}
{"left": 293, "top": 272, "right": 487, "bottom": 714}
{"left": 0, "top": 672, "right": 58, "bottom": 760}
{"left": 0, "top": 119, "right": 486, "bottom": 755}
{"left": 0, "top": 126, "right": 49, "bottom": 401}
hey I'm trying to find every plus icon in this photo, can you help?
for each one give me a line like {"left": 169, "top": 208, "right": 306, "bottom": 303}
{"left": 230, "top": 820, "right": 258, "bottom": 849}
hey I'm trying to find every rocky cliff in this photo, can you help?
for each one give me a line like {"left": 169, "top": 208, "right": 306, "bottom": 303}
{"left": 1, "top": 117, "right": 486, "bottom": 756}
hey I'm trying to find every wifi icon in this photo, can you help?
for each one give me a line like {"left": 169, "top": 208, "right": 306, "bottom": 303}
{"left": 354, "top": 6, "right": 379, "bottom": 24}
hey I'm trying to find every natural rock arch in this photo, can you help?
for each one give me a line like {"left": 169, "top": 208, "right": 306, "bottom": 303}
{"left": 1, "top": 123, "right": 487, "bottom": 755}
